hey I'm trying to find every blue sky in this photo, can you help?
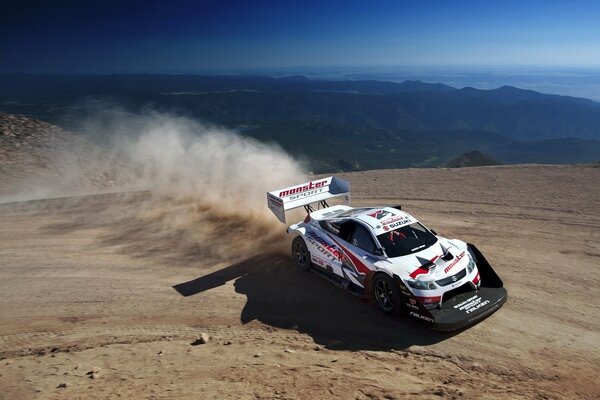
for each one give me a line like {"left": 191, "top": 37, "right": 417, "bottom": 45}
{"left": 2, "top": 0, "right": 600, "bottom": 73}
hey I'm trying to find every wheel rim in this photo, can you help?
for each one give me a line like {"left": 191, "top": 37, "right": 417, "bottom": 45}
{"left": 294, "top": 242, "right": 308, "bottom": 266}
{"left": 374, "top": 279, "right": 394, "bottom": 311}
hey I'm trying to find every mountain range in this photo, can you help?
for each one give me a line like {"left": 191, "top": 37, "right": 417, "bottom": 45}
{"left": 1, "top": 74, "right": 599, "bottom": 172}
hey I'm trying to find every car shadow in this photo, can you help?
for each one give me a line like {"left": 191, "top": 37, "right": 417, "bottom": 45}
{"left": 173, "top": 252, "right": 461, "bottom": 351}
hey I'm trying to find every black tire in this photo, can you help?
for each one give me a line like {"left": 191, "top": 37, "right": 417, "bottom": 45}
{"left": 291, "top": 236, "right": 311, "bottom": 270}
{"left": 372, "top": 273, "right": 402, "bottom": 315}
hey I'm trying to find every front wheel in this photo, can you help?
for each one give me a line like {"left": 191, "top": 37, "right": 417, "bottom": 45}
{"left": 372, "top": 274, "right": 402, "bottom": 315}
{"left": 291, "top": 236, "right": 311, "bottom": 270}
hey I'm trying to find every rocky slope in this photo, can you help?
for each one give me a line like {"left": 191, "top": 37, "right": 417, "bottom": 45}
{"left": 0, "top": 112, "right": 131, "bottom": 199}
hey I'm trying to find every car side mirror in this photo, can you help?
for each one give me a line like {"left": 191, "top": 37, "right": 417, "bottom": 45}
{"left": 430, "top": 229, "right": 438, "bottom": 235}
{"left": 372, "top": 248, "right": 385, "bottom": 257}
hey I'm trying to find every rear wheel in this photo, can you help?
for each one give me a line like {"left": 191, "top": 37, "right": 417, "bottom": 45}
{"left": 372, "top": 274, "right": 402, "bottom": 315}
{"left": 291, "top": 236, "right": 311, "bottom": 270}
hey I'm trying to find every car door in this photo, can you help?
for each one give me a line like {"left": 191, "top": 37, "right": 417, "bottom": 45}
{"left": 329, "top": 221, "right": 381, "bottom": 287}
{"left": 347, "top": 222, "right": 380, "bottom": 262}
{"left": 304, "top": 224, "right": 345, "bottom": 276}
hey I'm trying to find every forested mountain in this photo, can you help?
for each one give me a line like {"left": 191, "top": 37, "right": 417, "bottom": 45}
{"left": 1, "top": 74, "right": 599, "bottom": 172}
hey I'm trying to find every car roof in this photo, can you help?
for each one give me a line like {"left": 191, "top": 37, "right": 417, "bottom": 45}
{"left": 316, "top": 206, "right": 418, "bottom": 236}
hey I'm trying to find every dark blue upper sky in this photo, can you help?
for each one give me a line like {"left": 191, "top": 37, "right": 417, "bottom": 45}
{"left": 2, "top": 0, "right": 600, "bottom": 73}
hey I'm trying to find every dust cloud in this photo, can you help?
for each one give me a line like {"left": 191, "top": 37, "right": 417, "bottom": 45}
{"left": 16, "top": 110, "right": 308, "bottom": 265}
{"left": 107, "top": 111, "right": 307, "bottom": 263}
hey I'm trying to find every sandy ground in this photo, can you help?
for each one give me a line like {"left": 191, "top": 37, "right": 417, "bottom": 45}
{"left": 0, "top": 164, "right": 599, "bottom": 399}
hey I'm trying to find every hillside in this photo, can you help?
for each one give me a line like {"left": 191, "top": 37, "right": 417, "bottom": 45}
{"left": 444, "top": 150, "right": 502, "bottom": 168}
{"left": 0, "top": 112, "right": 131, "bottom": 199}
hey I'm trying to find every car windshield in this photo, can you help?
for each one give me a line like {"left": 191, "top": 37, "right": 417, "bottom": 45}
{"left": 376, "top": 222, "right": 437, "bottom": 258}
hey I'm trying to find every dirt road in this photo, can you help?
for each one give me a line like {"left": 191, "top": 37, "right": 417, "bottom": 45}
{"left": 1, "top": 164, "right": 599, "bottom": 399}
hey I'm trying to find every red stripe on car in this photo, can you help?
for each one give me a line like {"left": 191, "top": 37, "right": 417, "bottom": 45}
{"left": 409, "top": 255, "right": 439, "bottom": 278}
{"left": 409, "top": 267, "right": 430, "bottom": 279}
{"left": 327, "top": 236, "right": 371, "bottom": 275}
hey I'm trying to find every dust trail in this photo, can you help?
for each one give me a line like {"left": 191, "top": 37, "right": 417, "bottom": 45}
{"left": 83, "top": 110, "right": 308, "bottom": 264}
{"left": 1, "top": 109, "right": 308, "bottom": 266}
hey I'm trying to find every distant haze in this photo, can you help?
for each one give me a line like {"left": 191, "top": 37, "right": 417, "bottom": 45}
{"left": 248, "top": 66, "right": 600, "bottom": 102}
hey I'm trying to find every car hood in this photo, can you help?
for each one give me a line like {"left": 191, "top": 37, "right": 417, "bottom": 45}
{"left": 382, "top": 238, "right": 470, "bottom": 281}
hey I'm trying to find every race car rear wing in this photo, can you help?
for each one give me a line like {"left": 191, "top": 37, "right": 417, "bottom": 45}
{"left": 267, "top": 176, "right": 351, "bottom": 223}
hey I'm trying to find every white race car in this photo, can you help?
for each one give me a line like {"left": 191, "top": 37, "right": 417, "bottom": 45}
{"left": 267, "top": 176, "right": 507, "bottom": 330}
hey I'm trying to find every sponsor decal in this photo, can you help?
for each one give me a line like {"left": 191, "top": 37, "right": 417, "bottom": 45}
{"left": 411, "top": 244, "right": 426, "bottom": 252}
{"left": 388, "top": 219, "right": 412, "bottom": 230}
{"left": 288, "top": 188, "right": 325, "bottom": 202}
{"left": 306, "top": 232, "right": 343, "bottom": 262}
{"left": 367, "top": 210, "right": 392, "bottom": 220}
{"left": 444, "top": 251, "right": 466, "bottom": 274}
{"left": 279, "top": 180, "right": 328, "bottom": 198}
{"left": 405, "top": 302, "right": 419, "bottom": 310}
{"left": 453, "top": 295, "right": 491, "bottom": 314}
{"left": 381, "top": 215, "right": 411, "bottom": 226}
{"left": 267, "top": 193, "right": 283, "bottom": 207}
{"left": 467, "top": 304, "right": 500, "bottom": 323}
{"left": 409, "top": 311, "right": 434, "bottom": 322}
{"left": 311, "top": 255, "right": 326, "bottom": 267}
